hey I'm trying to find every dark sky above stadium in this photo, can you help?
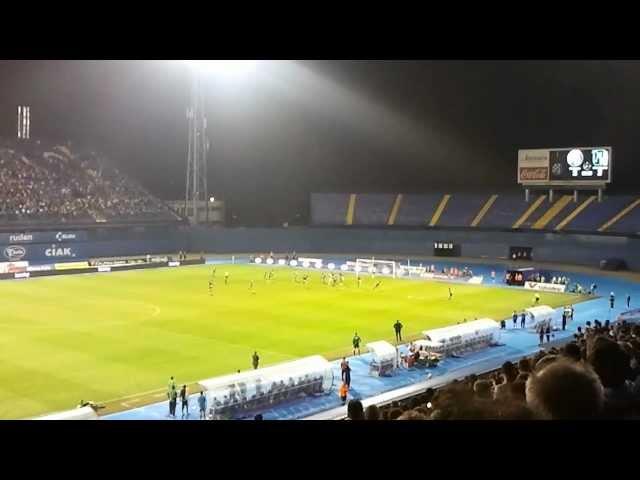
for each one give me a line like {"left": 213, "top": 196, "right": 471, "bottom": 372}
{"left": 0, "top": 60, "right": 639, "bottom": 225}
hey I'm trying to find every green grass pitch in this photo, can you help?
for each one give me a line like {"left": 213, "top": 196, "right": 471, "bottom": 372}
{"left": 0, "top": 264, "right": 580, "bottom": 418}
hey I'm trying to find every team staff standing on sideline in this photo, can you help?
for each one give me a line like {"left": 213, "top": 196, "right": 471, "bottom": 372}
{"left": 610, "top": 292, "right": 615, "bottom": 309}
{"left": 198, "top": 391, "right": 207, "bottom": 420}
{"left": 393, "top": 320, "right": 403, "bottom": 343}
{"left": 252, "top": 351, "right": 260, "bottom": 370}
{"left": 343, "top": 361, "right": 351, "bottom": 387}
{"left": 180, "top": 384, "right": 189, "bottom": 417}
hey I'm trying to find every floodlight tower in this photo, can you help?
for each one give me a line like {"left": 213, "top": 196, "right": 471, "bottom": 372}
{"left": 183, "top": 61, "right": 258, "bottom": 224}
{"left": 185, "top": 71, "right": 209, "bottom": 225}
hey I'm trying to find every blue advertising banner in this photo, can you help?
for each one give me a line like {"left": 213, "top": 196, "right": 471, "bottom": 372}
{"left": 0, "top": 239, "right": 181, "bottom": 262}
{"left": 0, "top": 231, "right": 88, "bottom": 244}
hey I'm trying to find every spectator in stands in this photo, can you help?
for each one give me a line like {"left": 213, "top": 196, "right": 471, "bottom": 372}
{"left": 473, "top": 379, "right": 493, "bottom": 400}
{"left": 494, "top": 361, "right": 518, "bottom": 401}
{"left": 397, "top": 410, "right": 428, "bottom": 420}
{"left": 347, "top": 399, "right": 364, "bottom": 420}
{"left": 587, "top": 337, "right": 637, "bottom": 417}
{"left": 387, "top": 408, "right": 403, "bottom": 420}
{"left": 562, "top": 342, "right": 582, "bottom": 362}
{"left": 535, "top": 354, "right": 558, "bottom": 372}
{"left": 526, "top": 360, "right": 604, "bottom": 419}
{"left": 517, "top": 357, "right": 532, "bottom": 374}
{"left": 364, "top": 404, "right": 380, "bottom": 420}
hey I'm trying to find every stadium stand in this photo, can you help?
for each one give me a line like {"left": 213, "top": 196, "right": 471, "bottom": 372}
{"left": 0, "top": 139, "right": 179, "bottom": 225}
{"left": 560, "top": 195, "right": 637, "bottom": 232}
{"left": 607, "top": 199, "right": 640, "bottom": 234}
{"left": 438, "top": 194, "right": 488, "bottom": 228}
{"left": 391, "top": 193, "right": 443, "bottom": 226}
{"left": 367, "top": 320, "right": 640, "bottom": 420}
{"left": 310, "top": 192, "right": 640, "bottom": 234}
{"left": 353, "top": 194, "right": 395, "bottom": 226}
{"left": 477, "top": 193, "right": 531, "bottom": 229}
{"left": 310, "top": 193, "right": 350, "bottom": 225}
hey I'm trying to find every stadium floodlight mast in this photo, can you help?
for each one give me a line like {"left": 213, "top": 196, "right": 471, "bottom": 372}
{"left": 183, "top": 60, "right": 258, "bottom": 225}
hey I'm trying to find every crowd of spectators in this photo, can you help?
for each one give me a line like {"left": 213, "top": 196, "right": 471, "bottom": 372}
{"left": 0, "top": 140, "right": 176, "bottom": 224}
{"left": 344, "top": 320, "right": 640, "bottom": 420}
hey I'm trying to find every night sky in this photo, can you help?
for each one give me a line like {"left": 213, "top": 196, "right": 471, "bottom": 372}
{"left": 0, "top": 60, "right": 638, "bottom": 226}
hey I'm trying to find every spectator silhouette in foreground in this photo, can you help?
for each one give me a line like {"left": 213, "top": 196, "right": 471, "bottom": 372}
{"left": 525, "top": 360, "right": 604, "bottom": 419}
{"left": 347, "top": 399, "right": 364, "bottom": 420}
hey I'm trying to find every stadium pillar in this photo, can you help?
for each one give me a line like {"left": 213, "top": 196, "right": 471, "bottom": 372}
{"left": 598, "top": 188, "right": 603, "bottom": 203}
{"left": 525, "top": 188, "right": 530, "bottom": 202}
{"left": 574, "top": 190, "right": 578, "bottom": 203}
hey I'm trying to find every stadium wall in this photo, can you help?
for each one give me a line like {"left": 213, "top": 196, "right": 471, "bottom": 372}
{"left": 0, "top": 225, "right": 187, "bottom": 263}
{"left": 3, "top": 224, "right": 639, "bottom": 271}
{"left": 187, "top": 226, "right": 640, "bottom": 271}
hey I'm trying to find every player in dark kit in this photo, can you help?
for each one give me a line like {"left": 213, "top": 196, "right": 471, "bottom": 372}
{"left": 448, "top": 288, "right": 453, "bottom": 300}
{"left": 627, "top": 294, "right": 631, "bottom": 309}
{"left": 211, "top": 267, "right": 216, "bottom": 278}
{"left": 373, "top": 280, "right": 382, "bottom": 290}
{"left": 520, "top": 311, "right": 526, "bottom": 328}
{"left": 352, "top": 333, "right": 361, "bottom": 356}
{"left": 224, "top": 272, "right": 229, "bottom": 285}
{"left": 208, "top": 280, "right": 214, "bottom": 296}
{"left": 512, "top": 311, "right": 518, "bottom": 328}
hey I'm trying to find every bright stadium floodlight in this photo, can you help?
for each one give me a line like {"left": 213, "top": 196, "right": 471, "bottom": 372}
{"left": 382, "top": 266, "right": 391, "bottom": 275}
{"left": 327, "top": 263, "right": 336, "bottom": 270}
{"left": 266, "top": 258, "right": 274, "bottom": 265}
{"left": 290, "top": 260, "right": 298, "bottom": 267}
{"left": 278, "top": 259, "right": 286, "bottom": 266}
{"left": 255, "top": 257, "right": 263, "bottom": 264}
{"left": 340, "top": 264, "right": 349, "bottom": 272}
{"left": 184, "top": 60, "right": 258, "bottom": 78}
{"left": 302, "top": 260, "right": 310, "bottom": 268}
{"left": 315, "top": 261, "right": 323, "bottom": 269}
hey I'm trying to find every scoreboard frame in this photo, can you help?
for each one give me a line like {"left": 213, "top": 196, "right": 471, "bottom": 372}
{"left": 518, "top": 146, "right": 612, "bottom": 187}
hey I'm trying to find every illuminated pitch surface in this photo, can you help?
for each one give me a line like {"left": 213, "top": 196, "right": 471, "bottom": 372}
{"left": 0, "top": 264, "right": 578, "bottom": 419}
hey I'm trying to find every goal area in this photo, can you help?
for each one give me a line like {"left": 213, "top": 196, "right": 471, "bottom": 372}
{"left": 355, "top": 258, "right": 398, "bottom": 278}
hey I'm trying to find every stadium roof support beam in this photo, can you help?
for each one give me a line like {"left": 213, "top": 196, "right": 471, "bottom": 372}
{"left": 429, "top": 194, "right": 450, "bottom": 227}
{"left": 512, "top": 194, "right": 546, "bottom": 229}
{"left": 555, "top": 195, "right": 597, "bottom": 231}
{"left": 471, "top": 194, "right": 498, "bottom": 227}
{"left": 598, "top": 197, "right": 640, "bottom": 232}
{"left": 386, "top": 194, "right": 403, "bottom": 225}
